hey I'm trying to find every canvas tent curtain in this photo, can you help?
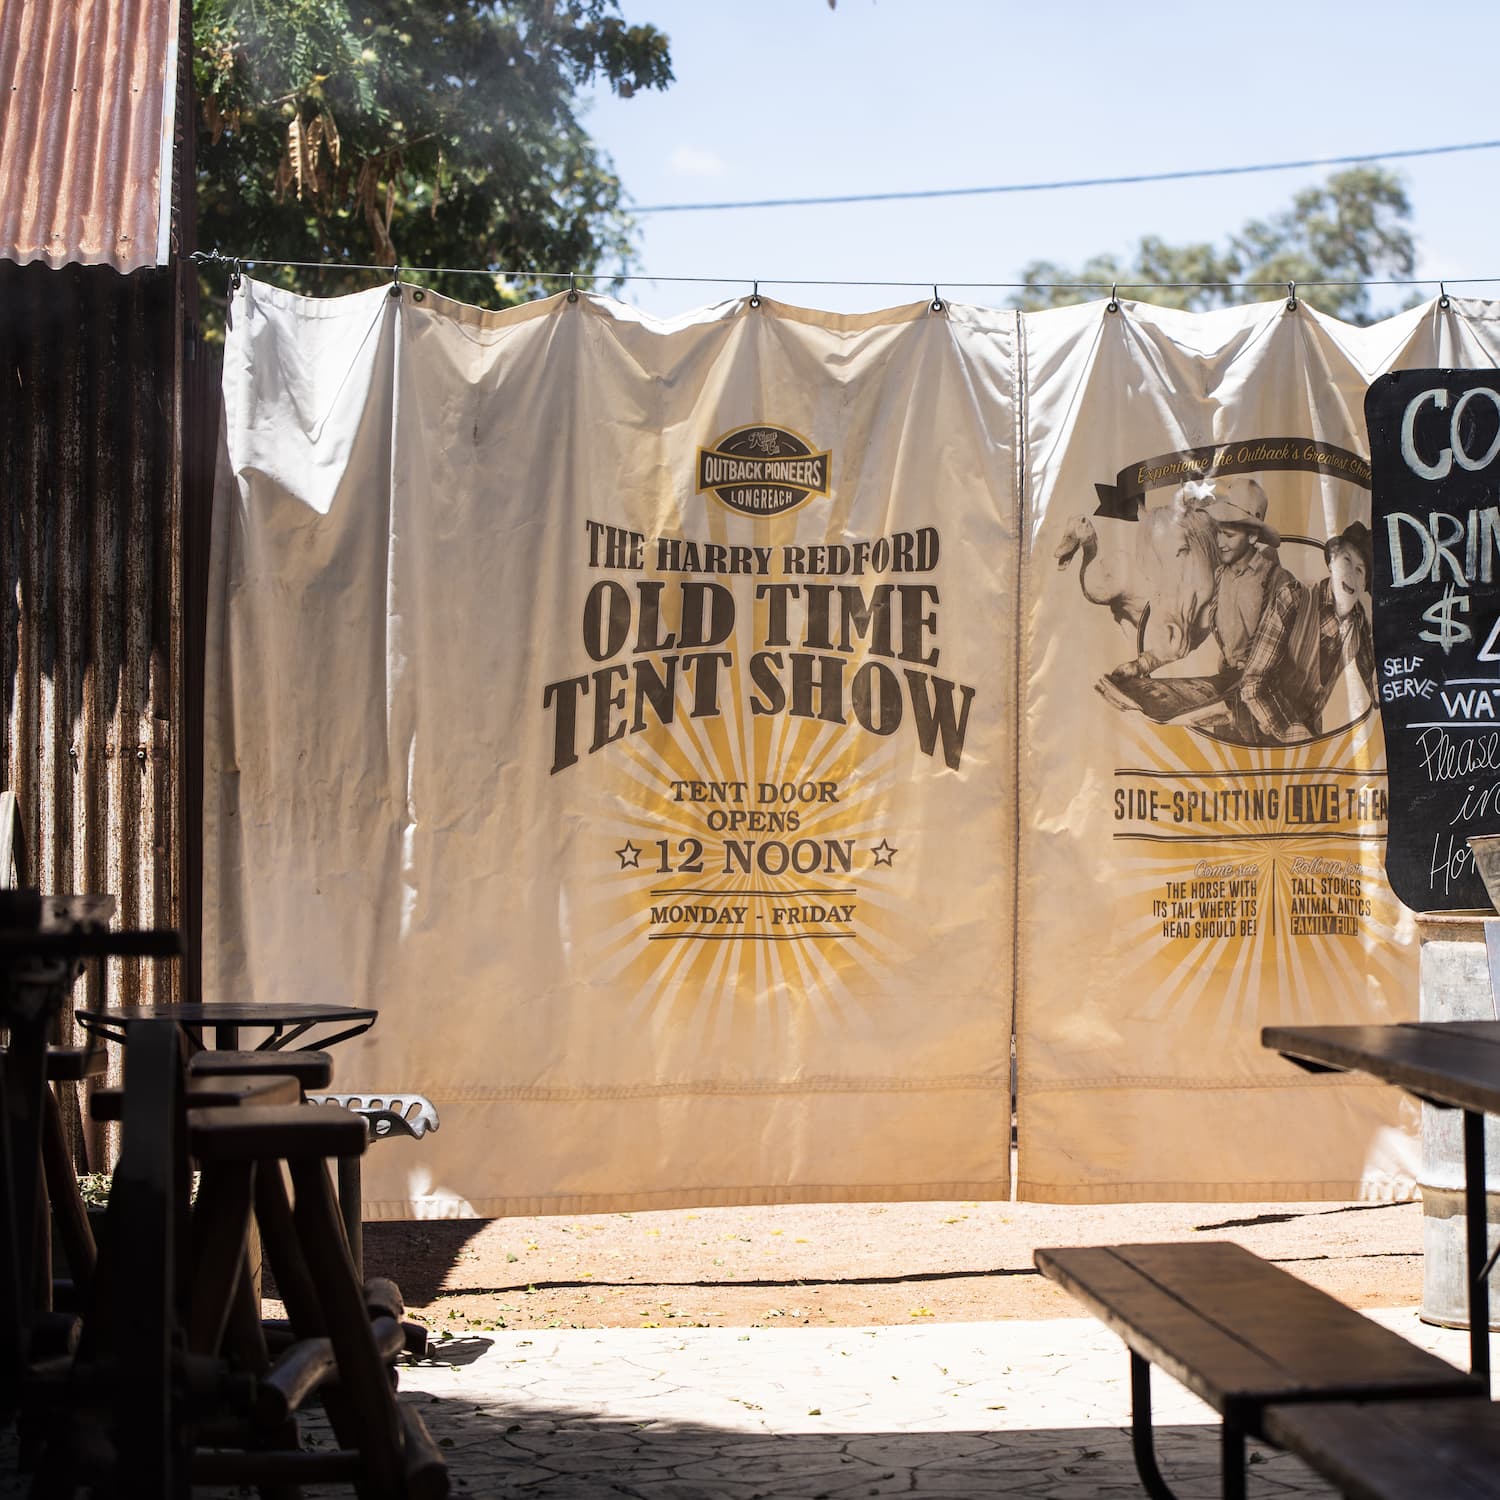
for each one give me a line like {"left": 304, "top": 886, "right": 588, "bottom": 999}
{"left": 205, "top": 282, "right": 1018, "bottom": 1218}
{"left": 1020, "top": 296, "right": 1500, "bottom": 1202}
{"left": 204, "top": 278, "right": 1500, "bottom": 1219}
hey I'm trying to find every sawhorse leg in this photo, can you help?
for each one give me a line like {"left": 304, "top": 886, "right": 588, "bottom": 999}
{"left": 337, "top": 1154, "right": 363, "bottom": 1284}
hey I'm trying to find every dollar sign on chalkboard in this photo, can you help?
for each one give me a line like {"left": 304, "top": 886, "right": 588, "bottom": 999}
{"left": 1419, "top": 584, "right": 1473, "bottom": 653}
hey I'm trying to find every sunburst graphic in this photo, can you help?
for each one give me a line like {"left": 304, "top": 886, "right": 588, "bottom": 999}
{"left": 573, "top": 583, "right": 933, "bottom": 1037}
{"left": 1107, "top": 701, "right": 1410, "bottom": 1037}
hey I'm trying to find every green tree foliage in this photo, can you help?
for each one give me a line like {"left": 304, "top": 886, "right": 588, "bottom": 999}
{"left": 1012, "top": 167, "right": 1417, "bottom": 323}
{"left": 193, "top": 0, "right": 672, "bottom": 308}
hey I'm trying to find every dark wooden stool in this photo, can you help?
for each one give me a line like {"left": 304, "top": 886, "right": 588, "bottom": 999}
{"left": 3, "top": 1041, "right": 109, "bottom": 1469}
{"left": 36, "top": 1023, "right": 446, "bottom": 1498}
{"left": 35, "top": 1047, "right": 107, "bottom": 1313}
{"left": 187, "top": 1103, "right": 445, "bottom": 1497}
{"left": 0, "top": 1044, "right": 109, "bottom": 1329}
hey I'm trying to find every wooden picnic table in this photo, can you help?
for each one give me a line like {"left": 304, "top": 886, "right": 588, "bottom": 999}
{"left": 1263, "top": 1020, "right": 1500, "bottom": 1391}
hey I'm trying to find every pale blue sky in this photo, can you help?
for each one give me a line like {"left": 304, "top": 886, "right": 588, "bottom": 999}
{"left": 583, "top": 0, "right": 1499, "bottom": 318}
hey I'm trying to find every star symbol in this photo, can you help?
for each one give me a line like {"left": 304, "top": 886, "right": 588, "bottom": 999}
{"left": 871, "top": 839, "right": 898, "bottom": 867}
{"left": 616, "top": 841, "right": 641, "bottom": 870}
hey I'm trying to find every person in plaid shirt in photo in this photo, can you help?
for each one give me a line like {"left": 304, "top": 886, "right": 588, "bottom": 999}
{"left": 1198, "top": 478, "right": 1305, "bottom": 742}
{"left": 1235, "top": 521, "right": 1375, "bottom": 743}
{"left": 1089, "top": 480, "right": 1375, "bottom": 747}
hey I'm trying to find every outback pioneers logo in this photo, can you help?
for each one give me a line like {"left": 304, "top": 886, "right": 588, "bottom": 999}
{"left": 696, "top": 424, "right": 831, "bottom": 517}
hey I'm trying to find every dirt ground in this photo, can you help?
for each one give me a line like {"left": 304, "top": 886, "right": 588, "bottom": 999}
{"left": 360, "top": 1195, "right": 1426, "bottom": 1336}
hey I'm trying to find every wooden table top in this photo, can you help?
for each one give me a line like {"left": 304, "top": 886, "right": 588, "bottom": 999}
{"left": 1262, "top": 1021, "right": 1500, "bottom": 1115}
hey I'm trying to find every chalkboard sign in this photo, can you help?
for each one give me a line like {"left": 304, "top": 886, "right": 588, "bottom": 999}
{"left": 1367, "top": 368, "right": 1500, "bottom": 910}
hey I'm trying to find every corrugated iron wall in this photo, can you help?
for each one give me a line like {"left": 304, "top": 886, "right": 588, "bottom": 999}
{"left": 0, "top": 0, "right": 180, "bottom": 274}
{"left": 0, "top": 0, "right": 206, "bottom": 1170}
{"left": 0, "top": 259, "right": 182, "bottom": 1017}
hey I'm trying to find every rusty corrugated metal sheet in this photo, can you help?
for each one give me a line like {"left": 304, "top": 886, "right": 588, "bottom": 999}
{"left": 0, "top": 0, "right": 181, "bottom": 272}
{"left": 0, "top": 259, "right": 183, "bottom": 1018}
{"left": 0, "top": 0, "right": 201, "bottom": 1170}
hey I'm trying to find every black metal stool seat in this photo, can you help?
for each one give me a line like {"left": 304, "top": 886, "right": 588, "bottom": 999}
{"left": 307, "top": 1091, "right": 441, "bottom": 1279}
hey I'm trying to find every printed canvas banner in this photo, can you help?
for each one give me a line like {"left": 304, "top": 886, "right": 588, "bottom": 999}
{"left": 204, "top": 280, "right": 1017, "bottom": 1217}
{"left": 1017, "top": 295, "right": 1500, "bottom": 1202}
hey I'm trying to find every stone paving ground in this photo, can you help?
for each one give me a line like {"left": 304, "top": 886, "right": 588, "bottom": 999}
{"left": 0, "top": 1197, "right": 1475, "bottom": 1496}
{"left": 380, "top": 1309, "right": 1476, "bottom": 1499}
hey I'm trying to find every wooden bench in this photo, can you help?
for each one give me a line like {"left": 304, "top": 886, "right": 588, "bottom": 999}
{"left": 1264, "top": 1398, "right": 1500, "bottom": 1500}
{"left": 189, "top": 1047, "right": 334, "bottom": 1091}
{"left": 90, "top": 1070, "right": 304, "bottom": 1119}
{"left": 1034, "top": 1242, "right": 1484, "bottom": 1500}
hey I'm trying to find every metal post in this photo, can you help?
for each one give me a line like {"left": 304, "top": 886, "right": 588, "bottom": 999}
{"left": 1221, "top": 1422, "right": 1245, "bottom": 1500}
{"left": 1128, "top": 1352, "right": 1181, "bottom": 1500}
{"left": 1464, "top": 1108, "right": 1491, "bottom": 1392}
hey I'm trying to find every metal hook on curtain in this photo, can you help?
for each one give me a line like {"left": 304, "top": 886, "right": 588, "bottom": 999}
{"left": 567, "top": 273, "right": 579, "bottom": 304}
{"left": 388, "top": 264, "right": 402, "bottom": 299}
{"left": 930, "top": 285, "right": 946, "bottom": 314}
{"left": 748, "top": 281, "right": 762, "bottom": 309}
{"left": 1106, "top": 284, "right": 1119, "bottom": 315}
{"left": 1440, "top": 282, "right": 1452, "bottom": 310}
{"left": 1285, "top": 281, "right": 1298, "bottom": 311}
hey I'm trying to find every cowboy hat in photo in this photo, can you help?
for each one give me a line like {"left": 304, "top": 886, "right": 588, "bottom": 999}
{"left": 1204, "top": 476, "right": 1280, "bottom": 547}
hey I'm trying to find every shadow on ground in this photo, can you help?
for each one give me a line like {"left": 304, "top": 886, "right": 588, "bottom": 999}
{"left": 392, "top": 1392, "right": 1335, "bottom": 1499}
{"left": 363, "top": 1219, "right": 489, "bottom": 1304}
{"left": 1193, "top": 1201, "right": 1413, "bottom": 1233}
{"left": 0, "top": 1382, "right": 1341, "bottom": 1499}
